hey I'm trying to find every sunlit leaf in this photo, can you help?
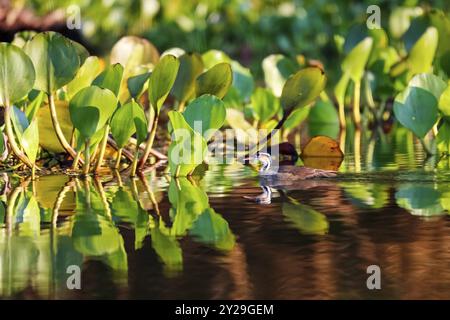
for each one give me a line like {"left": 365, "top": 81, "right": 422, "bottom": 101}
{"left": 92, "top": 63, "right": 124, "bottom": 96}
{"left": 148, "top": 54, "right": 180, "bottom": 111}
{"left": 171, "top": 53, "right": 204, "bottom": 103}
{"left": 195, "top": 62, "right": 232, "bottom": 99}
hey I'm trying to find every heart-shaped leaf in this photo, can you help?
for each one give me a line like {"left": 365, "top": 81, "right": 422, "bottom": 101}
{"left": 250, "top": 87, "right": 280, "bottom": 124}
{"left": 394, "top": 86, "right": 439, "bottom": 138}
{"left": 407, "top": 27, "right": 439, "bottom": 79}
{"left": 128, "top": 71, "right": 151, "bottom": 100}
{"left": 168, "top": 111, "right": 207, "bottom": 176}
{"left": 182, "top": 94, "right": 226, "bottom": 142}
{"left": 92, "top": 63, "right": 124, "bottom": 96}
{"left": 171, "top": 53, "right": 204, "bottom": 103}
{"left": 0, "top": 43, "right": 35, "bottom": 105}
{"left": 24, "top": 31, "right": 80, "bottom": 94}
{"left": 262, "top": 54, "right": 299, "bottom": 96}
{"left": 195, "top": 62, "right": 232, "bottom": 99}
{"left": 66, "top": 56, "right": 102, "bottom": 99}
{"left": 111, "top": 100, "right": 148, "bottom": 148}
{"left": 21, "top": 118, "right": 39, "bottom": 164}
{"left": 69, "top": 86, "right": 118, "bottom": 139}
{"left": 342, "top": 37, "right": 373, "bottom": 82}
{"left": 280, "top": 67, "right": 327, "bottom": 112}
{"left": 148, "top": 54, "right": 179, "bottom": 112}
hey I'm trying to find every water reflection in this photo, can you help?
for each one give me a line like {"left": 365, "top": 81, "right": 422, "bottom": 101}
{"left": 1, "top": 127, "right": 450, "bottom": 299}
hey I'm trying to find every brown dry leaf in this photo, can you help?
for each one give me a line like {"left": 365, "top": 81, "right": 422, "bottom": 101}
{"left": 301, "top": 136, "right": 344, "bottom": 170}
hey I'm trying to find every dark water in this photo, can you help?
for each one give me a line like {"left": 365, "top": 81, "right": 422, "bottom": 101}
{"left": 1, "top": 127, "right": 450, "bottom": 299}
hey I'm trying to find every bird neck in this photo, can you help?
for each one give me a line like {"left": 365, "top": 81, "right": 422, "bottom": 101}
{"left": 259, "top": 157, "right": 272, "bottom": 174}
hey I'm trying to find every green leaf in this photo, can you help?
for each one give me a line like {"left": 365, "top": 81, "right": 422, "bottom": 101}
{"left": 308, "top": 100, "right": 339, "bottom": 124}
{"left": 92, "top": 63, "right": 124, "bottom": 96}
{"left": 282, "top": 202, "right": 329, "bottom": 235}
{"left": 262, "top": 54, "right": 299, "bottom": 96}
{"left": 0, "top": 43, "right": 35, "bottom": 104}
{"left": 439, "top": 86, "right": 450, "bottom": 119}
{"left": 69, "top": 86, "right": 118, "bottom": 139}
{"left": 230, "top": 60, "right": 254, "bottom": 102}
{"left": 25, "top": 90, "right": 45, "bottom": 122}
{"left": 183, "top": 95, "right": 226, "bottom": 142}
{"left": 111, "top": 100, "right": 147, "bottom": 148}
{"left": 342, "top": 37, "right": 373, "bottom": 82}
{"left": 11, "top": 105, "right": 29, "bottom": 142}
{"left": 396, "top": 184, "right": 444, "bottom": 217}
{"left": 151, "top": 226, "right": 183, "bottom": 272}
{"left": 407, "top": 27, "right": 439, "bottom": 79}
{"left": 195, "top": 62, "right": 232, "bottom": 99}
{"left": 250, "top": 87, "right": 280, "bottom": 124}
{"left": 21, "top": 118, "right": 39, "bottom": 164}
{"left": 110, "top": 36, "right": 159, "bottom": 71}
{"left": 168, "top": 111, "right": 207, "bottom": 176}
{"left": 148, "top": 54, "right": 180, "bottom": 111}
{"left": 127, "top": 71, "right": 151, "bottom": 99}
{"left": 202, "top": 49, "right": 231, "bottom": 69}
{"left": 283, "top": 106, "right": 311, "bottom": 130}
{"left": 408, "top": 73, "right": 447, "bottom": 101}
{"left": 24, "top": 31, "right": 80, "bottom": 94}
{"left": 437, "top": 120, "right": 450, "bottom": 154}
{"left": 280, "top": 67, "right": 327, "bottom": 112}
{"left": 190, "top": 208, "right": 235, "bottom": 251}
{"left": 37, "top": 100, "right": 73, "bottom": 153}
{"left": 171, "top": 53, "right": 204, "bottom": 103}
{"left": 66, "top": 56, "right": 102, "bottom": 99}
{"left": 334, "top": 72, "right": 350, "bottom": 107}
{"left": 394, "top": 86, "right": 439, "bottom": 138}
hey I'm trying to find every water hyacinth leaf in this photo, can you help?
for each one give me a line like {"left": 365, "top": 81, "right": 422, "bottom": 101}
{"left": 111, "top": 100, "right": 147, "bottom": 148}
{"left": 438, "top": 86, "right": 450, "bottom": 119}
{"left": 66, "top": 56, "right": 102, "bottom": 99}
{"left": 408, "top": 73, "right": 447, "bottom": 101}
{"left": 195, "top": 62, "right": 232, "bottom": 99}
{"left": 334, "top": 72, "right": 350, "bottom": 107}
{"left": 393, "top": 86, "right": 439, "bottom": 138}
{"left": 342, "top": 37, "right": 373, "bottom": 82}
{"left": 282, "top": 106, "right": 311, "bottom": 131}
{"left": 183, "top": 95, "right": 226, "bottom": 142}
{"left": 161, "top": 47, "right": 185, "bottom": 58}
{"left": 171, "top": 53, "right": 204, "bottom": 103}
{"left": 282, "top": 202, "right": 329, "bottom": 235}
{"left": 168, "top": 111, "right": 207, "bottom": 176}
{"left": 189, "top": 208, "right": 236, "bottom": 251}
{"left": 24, "top": 31, "right": 80, "bottom": 93}
{"left": 0, "top": 43, "right": 36, "bottom": 104}
{"left": 251, "top": 87, "right": 280, "bottom": 124}
{"left": 262, "top": 54, "right": 299, "bottom": 96}
{"left": 25, "top": 90, "right": 45, "bottom": 122}
{"left": 127, "top": 71, "right": 151, "bottom": 99}
{"left": 280, "top": 67, "right": 327, "bottom": 112}
{"left": 151, "top": 226, "right": 183, "bottom": 272}
{"left": 396, "top": 184, "right": 445, "bottom": 217}
{"left": 12, "top": 30, "right": 37, "bottom": 48}
{"left": 11, "top": 106, "right": 29, "bottom": 141}
{"left": 308, "top": 101, "right": 340, "bottom": 125}
{"left": 149, "top": 54, "right": 180, "bottom": 111}
{"left": 230, "top": 60, "right": 254, "bottom": 102}
{"left": 202, "top": 49, "right": 231, "bottom": 69}
{"left": 69, "top": 86, "right": 118, "bottom": 139}
{"left": 37, "top": 100, "right": 73, "bottom": 153}
{"left": 407, "top": 27, "right": 439, "bottom": 78}
{"left": 21, "top": 118, "right": 39, "bottom": 164}
{"left": 92, "top": 63, "right": 124, "bottom": 96}
{"left": 110, "top": 36, "right": 159, "bottom": 70}
{"left": 437, "top": 121, "right": 450, "bottom": 154}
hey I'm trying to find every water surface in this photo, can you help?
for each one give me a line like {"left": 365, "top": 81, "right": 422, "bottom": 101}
{"left": 1, "top": 127, "right": 450, "bottom": 299}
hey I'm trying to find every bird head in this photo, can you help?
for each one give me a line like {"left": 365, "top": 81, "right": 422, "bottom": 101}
{"left": 245, "top": 152, "right": 272, "bottom": 173}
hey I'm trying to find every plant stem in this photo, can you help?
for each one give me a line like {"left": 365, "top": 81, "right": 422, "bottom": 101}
{"left": 83, "top": 138, "right": 91, "bottom": 176}
{"left": 178, "top": 100, "right": 186, "bottom": 112}
{"left": 114, "top": 148, "right": 122, "bottom": 169}
{"left": 420, "top": 137, "right": 433, "bottom": 156}
{"left": 31, "top": 165, "right": 36, "bottom": 180}
{"left": 48, "top": 93, "right": 78, "bottom": 159}
{"left": 138, "top": 112, "right": 159, "bottom": 170}
{"left": 93, "top": 124, "right": 110, "bottom": 173}
{"left": 4, "top": 101, "right": 34, "bottom": 168}
{"left": 72, "top": 151, "right": 80, "bottom": 170}
{"left": 130, "top": 150, "right": 139, "bottom": 177}
{"left": 338, "top": 101, "right": 346, "bottom": 129}
{"left": 353, "top": 81, "right": 361, "bottom": 129}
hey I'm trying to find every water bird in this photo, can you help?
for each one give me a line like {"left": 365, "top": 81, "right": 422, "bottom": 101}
{"left": 244, "top": 152, "right": 337, "bottom": 204}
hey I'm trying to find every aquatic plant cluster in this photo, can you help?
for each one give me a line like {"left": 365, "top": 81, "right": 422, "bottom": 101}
{"left": 0, "top": 6, "right": 450, "bottom": 179}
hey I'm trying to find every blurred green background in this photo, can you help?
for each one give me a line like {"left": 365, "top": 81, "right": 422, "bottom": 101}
{"left": 4, "top": 0, "right": 450, "bottom": 80}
